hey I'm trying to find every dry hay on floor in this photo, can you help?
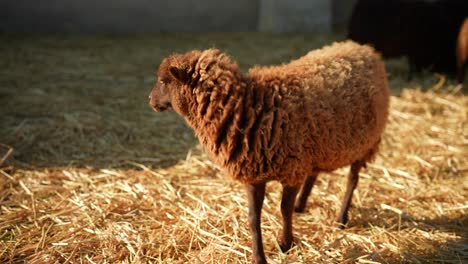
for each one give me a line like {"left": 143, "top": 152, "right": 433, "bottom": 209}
{"left": 1, "top": 81, "right": 467, "bottom": 263}
{"left": 1, "top": 33, "right": 466, "bottom": 263}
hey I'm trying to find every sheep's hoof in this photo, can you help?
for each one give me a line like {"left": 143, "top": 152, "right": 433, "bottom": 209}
{"left": 280, "top": 243, "right": 291, "bottom": 253}
{"left": 335, "top": 216, "right": 349, "bottom": 229}
{"left": 336, "top": 222, "right": 347, "bottom": 229}
{"left": 279, "top": 240, "right": 294, "bottom": 253}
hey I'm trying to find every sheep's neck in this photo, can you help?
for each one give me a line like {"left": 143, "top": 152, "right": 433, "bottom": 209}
{"left": 184, "top": 74, "right": 285, "bottom": 175}
{"left": 184, "top": 76, "right": 264, "bottom": 164}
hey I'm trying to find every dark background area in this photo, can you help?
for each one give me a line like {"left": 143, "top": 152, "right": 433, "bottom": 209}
{"left": 0, "top": 0, "right": 355, "bottom": 33}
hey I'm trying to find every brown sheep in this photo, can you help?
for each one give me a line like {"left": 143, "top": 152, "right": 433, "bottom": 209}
{"left": 149, "top": 41, "right": 390, "bottom": 264}
{"left": 457, "top": 18, "right": 468, "bottom": 83}
{"left": 348, "top": 0, "right": 468, "bottom": 79}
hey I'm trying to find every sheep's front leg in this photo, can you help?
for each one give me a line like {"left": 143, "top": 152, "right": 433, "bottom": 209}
{"left": 336, "top": 161, "right": 364, "bottom": 227}
{"left": 246, "top": 183, "right": 266, "bottom": 264}
{"left": 294, "top": 173, "right": 318, "bottom": 212}
{"left": 279, "top": 184, "right": 300, "bottom": 252}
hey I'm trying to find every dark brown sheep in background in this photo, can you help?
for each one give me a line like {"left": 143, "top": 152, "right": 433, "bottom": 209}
{"left": 149, "top": 41, "right": 390, "bottom": 264}
{"left": 348, "top": 0, "right": 468, "bottom": 79}
{"left": 457, "top": 18, "right": 468, "bottom": 83}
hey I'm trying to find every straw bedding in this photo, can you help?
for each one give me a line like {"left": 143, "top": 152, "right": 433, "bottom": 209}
{"left": 0, "top": 34, "right": 466, "bottom": 263}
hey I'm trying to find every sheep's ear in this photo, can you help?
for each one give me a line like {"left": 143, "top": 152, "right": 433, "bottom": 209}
{"left": 169, "top": 65, "right": 190, "bottom": 83}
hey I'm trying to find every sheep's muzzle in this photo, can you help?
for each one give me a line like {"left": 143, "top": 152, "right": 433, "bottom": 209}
{"left": 148, "top": 94, "right": 171, "bottom": 112}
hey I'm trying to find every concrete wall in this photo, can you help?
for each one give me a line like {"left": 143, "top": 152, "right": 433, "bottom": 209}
{"left": 0, "top": 0, "right": 354, "bottom": 33}
{"left": 332, "top": 0, "right": 358, "bottom": 31}
{"left": 258, "top": 0, "right": 331, "bottom": 33}
{"left": 0, "top": 0, "right": 259, "bottom": 33}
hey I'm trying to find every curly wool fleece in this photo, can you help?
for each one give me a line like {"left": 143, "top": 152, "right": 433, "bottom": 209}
{"left": 152, "top": 41, "right": 390, "bottom": 186}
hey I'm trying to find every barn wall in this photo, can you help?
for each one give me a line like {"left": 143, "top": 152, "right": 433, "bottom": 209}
{"left": 0, "top": 0, "right": 354, "bottom": 33}
{"left": 258, "top": 0, "right": 332, "bottom": 33}
{"left": 332, "top": 0, "right": 358, "bottom": 31}
{"left": 0, "top": 0, "right": 259, "bottom": 33}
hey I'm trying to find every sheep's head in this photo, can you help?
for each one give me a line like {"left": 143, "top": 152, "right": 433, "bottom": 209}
{"left": 149, "top": 50, "right": 202, "bottom": 115}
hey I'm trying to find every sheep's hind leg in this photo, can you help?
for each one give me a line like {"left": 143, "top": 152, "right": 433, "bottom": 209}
{"left": 245, "top": 183, "right": 267, "bottom": 264}
{"left": 336, "top": 160, "right": 365, "bottom": 228}
{"left": 294, "top": 173, "right": 318, "bottom": 213}
{"left": 279, "top": 184, "right": 300, "bottom": 252}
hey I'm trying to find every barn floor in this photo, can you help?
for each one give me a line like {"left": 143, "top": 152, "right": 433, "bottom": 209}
{"left": 0, "top": 33, "right": 467, "bottom": 263}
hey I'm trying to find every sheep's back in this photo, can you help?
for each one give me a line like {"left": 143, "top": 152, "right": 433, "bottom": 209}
{"left": 299, "top": 42, "right": 389, "bottom": 169}
{"left": 241, "top": 41, "right": 389, "bottom": 185}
